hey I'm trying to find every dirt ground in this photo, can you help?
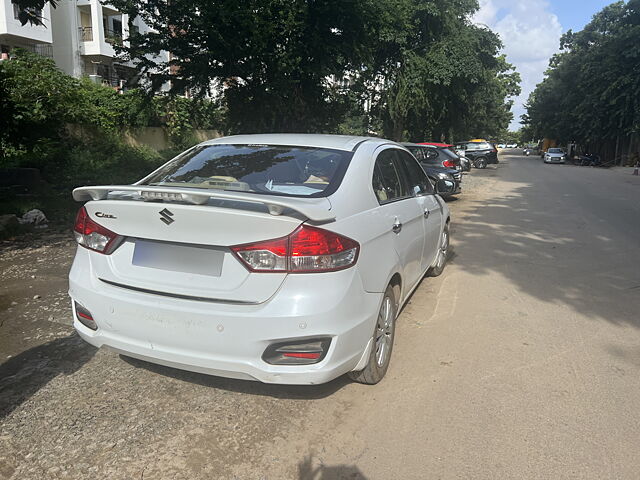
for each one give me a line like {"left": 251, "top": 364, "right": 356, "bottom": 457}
{"left": 1, "top": 155, "right": 639, "bottom": 479}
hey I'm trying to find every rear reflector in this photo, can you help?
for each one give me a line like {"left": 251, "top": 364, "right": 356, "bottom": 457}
{"left": 282, "top": 352, "right": 321, "bottom": 360}
{"left": 74, "top": 302, "right": 97, "bottom": 330}
{"left": 231, "top": 225, "right": 359, "bottom": 273}
{"left": 262, "top": 338, "right": 331, "bottom": 365}
{"left": 73, "top": 206, "right": 123, "bottom": 254}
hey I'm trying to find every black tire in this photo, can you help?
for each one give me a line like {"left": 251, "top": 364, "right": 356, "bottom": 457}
{"left": 348, "top": 285, "right": 397, "bottom": 385}
{"left": 475, "top": 157, "right": 488, "bottom": 169}
{"left": 428, "top": 222, "right": 450, "bottom": 277}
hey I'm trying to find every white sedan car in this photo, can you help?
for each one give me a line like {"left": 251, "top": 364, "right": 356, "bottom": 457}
{"left": 544, "top": 148, "right": 566, "bottom": 164}
{"left": 69, "top": 134, "right": 452, "bottom": 385}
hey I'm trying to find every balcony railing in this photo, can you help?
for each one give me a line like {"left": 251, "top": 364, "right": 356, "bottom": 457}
{"left": 79, "top": 26, "right": 93, "bottom": 41}
{"left": 78, "top": 26, "right": 122, "bottom": 45}
{"left": 6, "top": 43, "right": 54, "bottom": 59}
{"left": 104, "top": 28, "right": 123, "bottom": 45}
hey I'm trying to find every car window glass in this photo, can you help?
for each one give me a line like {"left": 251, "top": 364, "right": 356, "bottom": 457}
{"left": 440, "top": 148, "right": 459, "bottom": 160}
{"left": 424, "top": 148, "right": 439, "bottom": 159}
{"left": 409, "top": 147, "right": 426, "bottom": 162}
{"left": 396, "top": 150, "right": 433, "bottom": 196}
{"left": 143, "top": 144, "right": 353, "bottom": 198}
{"left": 372, "top": 150, "right": 408, "bottom": 204}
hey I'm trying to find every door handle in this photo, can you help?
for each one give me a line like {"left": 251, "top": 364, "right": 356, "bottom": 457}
{"left": 392, "top": 219, "right": 402, "bottom": 234}
{"left": 424, "top": 208, "right": 430, "bottom": 219}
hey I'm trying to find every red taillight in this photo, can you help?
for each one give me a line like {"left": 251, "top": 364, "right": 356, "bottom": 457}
{"left": 231, "top": 225, "right": 359, "bottom": 273}
{"left": 443, "top": 160, "right": 456, "bottom": 168}
{"left": 73, "top": 206, "right": 122, "bottom": 254}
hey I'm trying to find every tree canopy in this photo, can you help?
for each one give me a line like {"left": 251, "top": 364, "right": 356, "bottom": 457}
{"left": 110, "top": 0, "right": 520, "bottom": 141}
{"left": 522, "top": 0, "right": 640, "bottom": 147}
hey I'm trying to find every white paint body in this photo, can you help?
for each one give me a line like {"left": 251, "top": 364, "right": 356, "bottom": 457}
{"left": 69, "top": 134, "right": 450, "bottom": 384}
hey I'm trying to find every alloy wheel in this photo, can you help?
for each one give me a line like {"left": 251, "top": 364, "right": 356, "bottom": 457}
{"left": 375, "top": 296, "right": 394, "bottom": 367}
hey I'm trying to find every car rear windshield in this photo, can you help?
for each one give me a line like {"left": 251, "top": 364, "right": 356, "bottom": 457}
{"left": 406, "top": 146, "right": 439, "bottom": 164}
{"left": 465, "top": 142, "right": 492, "bottom": 151}
{"left": 548, "top": 148, "right": 563, "bottom": 153}
{"left": 143, "top": 144, "right": 353, "bottom": 197}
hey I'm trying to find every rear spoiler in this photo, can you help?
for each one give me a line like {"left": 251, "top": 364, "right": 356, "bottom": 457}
{"left": 72, "top": 185, "right": 335, "bottom": 222}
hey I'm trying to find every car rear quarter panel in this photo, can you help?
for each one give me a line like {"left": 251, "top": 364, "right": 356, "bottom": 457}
{"left": 320, "top": 142, "right": 402, "bottom": 294}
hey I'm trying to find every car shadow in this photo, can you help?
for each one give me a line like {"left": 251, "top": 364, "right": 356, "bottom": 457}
{"left": 0, "top": 333, "right": 97, "bottom": 418}
{"left": 298, "top": 453, "right": 367, "bottom": 480}
{"left": 120, "top": 355, "right": 352, "bottom": 400}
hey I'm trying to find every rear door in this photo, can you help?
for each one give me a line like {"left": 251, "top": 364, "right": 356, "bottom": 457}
{"left": 372, "top": 148, "right": 425, "bottom": 289}
{"left": 395, "top": 150, "right": 443, "bottom": 271}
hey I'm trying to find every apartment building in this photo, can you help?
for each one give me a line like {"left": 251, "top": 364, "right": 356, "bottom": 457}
{"left": 0, "top": 0, "right": 53, "bottom": 58}
{"left": 1, "top": 0, "right": 168, "bottom": 89}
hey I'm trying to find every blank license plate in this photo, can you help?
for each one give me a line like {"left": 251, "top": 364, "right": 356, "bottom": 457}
{"left": 132, "top": 239, "right": 224, "bottom": 277}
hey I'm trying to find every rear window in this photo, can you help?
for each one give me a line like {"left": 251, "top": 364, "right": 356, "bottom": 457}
{"left": 143, "top": 144, "right": 353, "bottom": 197}
{"left": 406, "top": 146, "right": 440, "bottom": 164}
{"left": 465, "top": 142, "right": 492, "bottom": 151}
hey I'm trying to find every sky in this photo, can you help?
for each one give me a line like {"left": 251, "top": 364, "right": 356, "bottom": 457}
{"left": 473, "top": 0, "right": 617, "bottom": 131}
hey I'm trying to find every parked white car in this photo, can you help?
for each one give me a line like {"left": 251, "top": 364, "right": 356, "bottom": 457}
{"left": 69, "top": 134, "right": 452, "bottom": 385}
{"left": 544, "top": 147, "right": 566, "bottom": 164}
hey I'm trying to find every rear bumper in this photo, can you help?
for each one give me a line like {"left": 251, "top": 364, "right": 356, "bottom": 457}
{"left": 69, "top": 252, "right": 381, "bottom": 385}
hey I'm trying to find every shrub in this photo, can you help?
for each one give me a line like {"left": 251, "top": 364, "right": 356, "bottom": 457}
{"left": 1, "top": 50, "right": 223, "bottom": 185}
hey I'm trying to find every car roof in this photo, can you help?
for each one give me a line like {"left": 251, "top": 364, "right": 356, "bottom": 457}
{"left": 401, "top": 142, "right": 436, "bottom": 149}
{"left": 201, "top": 134, "right": 392, "bottom": 152}
{"left": 417, "top": 142, "right": 453, "bottom": 147}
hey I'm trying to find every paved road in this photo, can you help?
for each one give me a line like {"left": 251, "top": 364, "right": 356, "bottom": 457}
{"left": 1, "top": 152, "right": 639, "bottom": 479}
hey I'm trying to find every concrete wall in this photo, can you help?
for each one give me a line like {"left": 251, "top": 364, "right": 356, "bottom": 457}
{"left": 67, "top": 124, "right": 221, "bottom": 152}
{"left": 123, "top": 127, "right": 222, "bottom": 151}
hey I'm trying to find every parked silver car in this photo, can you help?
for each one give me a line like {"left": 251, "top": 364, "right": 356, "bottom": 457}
{"left": 544, "top": 148, "right": 566, "bottom": 164}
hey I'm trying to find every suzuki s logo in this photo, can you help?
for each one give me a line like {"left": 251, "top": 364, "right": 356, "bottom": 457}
{"left": 159, "top": 208, "right": 174, "bottom": 225}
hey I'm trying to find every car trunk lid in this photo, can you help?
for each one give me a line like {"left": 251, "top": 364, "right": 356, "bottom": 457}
{"left": 81, "top": 196, "right": 331, "bottom": 304}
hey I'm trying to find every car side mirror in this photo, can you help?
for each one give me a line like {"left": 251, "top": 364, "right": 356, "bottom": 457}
{"left": 436, "top": 179, "right": 455, "bottom": 194}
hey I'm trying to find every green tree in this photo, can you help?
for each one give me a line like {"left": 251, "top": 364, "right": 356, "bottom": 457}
{"left": 523, "top": 0, "right": 640, "bottom": 154}
{"left": 111, "top": 0, "right": 388, "bottom": 133}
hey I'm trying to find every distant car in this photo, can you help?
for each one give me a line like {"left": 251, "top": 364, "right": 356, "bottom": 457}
{"left": 419, "top": 142, "right": 470, "bottom": 172}
{"left": 497, "top": 144, "right": 506, "bottom": 149}
{"left": 506, "top": 144, "right": 518, "bottom": 148}
{"left": 403, "top": 144, "right": 462, "bottom": 197}
{"left": 69, "top": 134, "right": 454, "bottom": 385}
{"left": 544, "top": 147, "right": 566, "bottom": 164}
{"left": 417, "top": 142, "right": 471, "bottom": 172}
{"left": 409, "top": 144, "right": 462, "bottom": 172}
{"left": 455, "top": 141, "right": 499, "bottom": 169}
